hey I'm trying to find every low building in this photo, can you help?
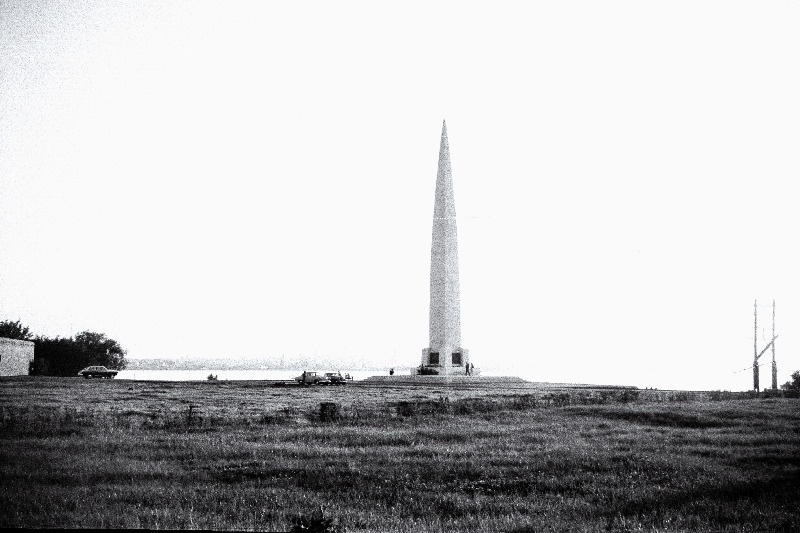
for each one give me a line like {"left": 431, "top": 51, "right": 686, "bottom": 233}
{"left": 0, "top": 337, "right": 35, "bottom": 376}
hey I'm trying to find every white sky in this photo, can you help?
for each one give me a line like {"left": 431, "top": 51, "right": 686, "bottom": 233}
{"left": 2, "top": 1, "right": 799, "bottom": 390}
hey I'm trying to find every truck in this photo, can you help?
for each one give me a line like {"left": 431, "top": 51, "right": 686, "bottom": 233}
{"left": 294, "top": 371, "right": 352, "bottom": 386}
{"left": 324, "top": 372, "right": 352, "bottom": 385}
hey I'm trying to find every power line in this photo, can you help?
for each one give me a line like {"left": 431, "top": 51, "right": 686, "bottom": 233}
{"left": 734, "top": 362, "right": 765, "bottom": 374}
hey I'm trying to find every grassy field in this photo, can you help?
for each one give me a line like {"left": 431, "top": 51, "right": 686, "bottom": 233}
{"left": 1, "top": 377, "right": 798, "bottom": 532}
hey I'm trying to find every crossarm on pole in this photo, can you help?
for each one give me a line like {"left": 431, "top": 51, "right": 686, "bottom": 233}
{"left": 755, "top": 335, "right": 778, "bottom": 361}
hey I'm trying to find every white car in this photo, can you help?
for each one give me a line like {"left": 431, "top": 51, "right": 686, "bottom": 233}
{"left": 77, "top": 366, "right": 118, "bottom": 379}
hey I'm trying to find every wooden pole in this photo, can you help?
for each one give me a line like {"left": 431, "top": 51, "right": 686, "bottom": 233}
{"left": 771, "top": 299, "right": 777, "bottom": 390}
{"left": 754, "top": 299, "right": 759, "bottom": 391}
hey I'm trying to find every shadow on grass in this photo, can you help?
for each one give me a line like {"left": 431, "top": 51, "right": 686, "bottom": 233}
{"left": 568, "top": 407, "right": 729, "bottom": 429}
{"left": 508, "top": 474, "right": 800, "bottom": 532}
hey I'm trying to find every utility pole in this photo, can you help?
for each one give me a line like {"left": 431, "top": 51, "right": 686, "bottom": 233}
{"left": 754, "top": 299, "right": 759, "bottom": 391}
{"left": 772, "top": 299, "right": 777, "bottom": 390}
{"left": 752, "top": 299, "right": 777, "bottom": 392}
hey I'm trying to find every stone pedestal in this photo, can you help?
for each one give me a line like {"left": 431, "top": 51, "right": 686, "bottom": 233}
{"left": 420, "top": 347, "right": 470, "bottom": 375}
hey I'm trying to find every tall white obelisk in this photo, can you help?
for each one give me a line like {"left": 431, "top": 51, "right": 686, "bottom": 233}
{"left": 421, "top": 120, "right": 469, "bottom": 375}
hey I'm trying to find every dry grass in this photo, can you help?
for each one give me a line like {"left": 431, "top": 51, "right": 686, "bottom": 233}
{"left": 1, "top": 377, "right": 798, "bottom": 531}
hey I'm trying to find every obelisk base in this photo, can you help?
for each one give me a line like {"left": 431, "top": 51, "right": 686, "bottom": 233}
{"left": 419, "top": 347, "right": 470, "bottom": 375}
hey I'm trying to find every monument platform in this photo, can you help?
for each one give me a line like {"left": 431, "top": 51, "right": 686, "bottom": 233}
{"left": 357, "top": 376, "right": 638, "bottom": 390}
{"left": 360, "top": 375, "right": 529, "bottom": 386}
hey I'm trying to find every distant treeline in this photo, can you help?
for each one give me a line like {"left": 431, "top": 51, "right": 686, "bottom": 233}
{"left": 0, "top": 319, "right": 126, "bottom": 376}
{"left": 125, "top": 358, "right": 271, "bottom": 371}
{"left": 126, "top": 357, "right": 408, "bottom": 372}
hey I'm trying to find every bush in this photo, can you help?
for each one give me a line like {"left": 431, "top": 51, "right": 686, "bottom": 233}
{"left": 289, "top": 506, "right": 345, "bottom": 533}
{"left": 32, "top": 331, "right": 126, "bottom": 376}
{"left": 0, "top": 319, "right": 33, "bottom": 340}
{"left": 617, "top": 389, "right": 640, "bottom": 403}
{"left": 542, "top": 393, "right": 570, "bottom": 407}
{"left": 780, "top": 370, "right": 800, "bottom": 392}
{"left": 709, "top": 390, "right": 733, "bottom": 401}
{"left": 668, "top": 391, "right": 696, "bottom": 402}
{"left": 319, "top": 403, "right": 340, "bottom": 422}
{"left": 395, "top": 397, "right": 451, "bottom": 417}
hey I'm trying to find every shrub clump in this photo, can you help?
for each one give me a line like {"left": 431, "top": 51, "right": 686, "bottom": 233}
{"left": 395, "top": 397, "right": 451, "bottom": 417}
{"left": 289, "top": 506, "right": 345, "bottom": 533}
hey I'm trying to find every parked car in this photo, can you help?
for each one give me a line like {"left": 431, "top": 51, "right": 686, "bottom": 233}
{"left": 77, "top": 366, "right": 118, "bottom": 379}
{"left": 295, "top": 371, "right": 326, "bottom": 385}
{"left": 324, "top": 372, "right": 351, "bottom": 385}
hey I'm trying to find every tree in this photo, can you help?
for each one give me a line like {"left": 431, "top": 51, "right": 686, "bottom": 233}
{"left": 32, "top": 336, "right": 79, "bottom": 376}
{"left": 0, "top": 319, "right": 34, "bottom": 341}
{"left": 780, "top": 370, "right": 800, "bottom": 392}
{"left": 32, "top": 331, "right": 127, "bottom": 376}
{"left": 73, "top": 330, "right": 127, "bottom": 370}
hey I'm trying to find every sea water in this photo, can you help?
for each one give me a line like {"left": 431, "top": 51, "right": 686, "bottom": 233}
{"left": 113, "top": 369, "right": 400, "bottom": 381}
{"left": 113, "top": 368, "right": 520, "bottom": 382}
